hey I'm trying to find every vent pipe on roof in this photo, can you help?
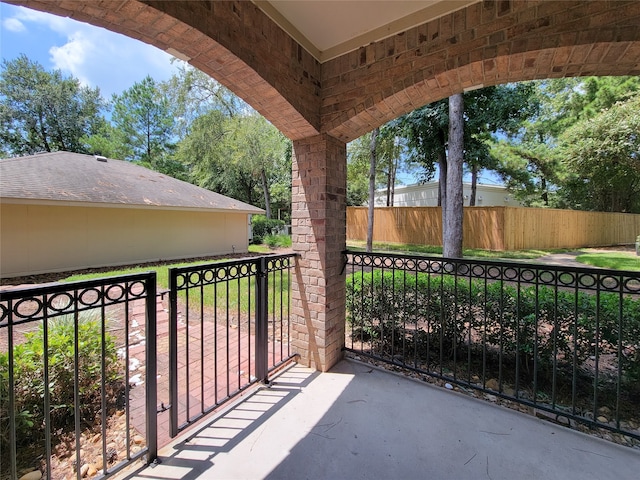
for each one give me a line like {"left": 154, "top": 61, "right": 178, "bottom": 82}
{"left": 95, "top": 155, "right": 108, "bottom": 162}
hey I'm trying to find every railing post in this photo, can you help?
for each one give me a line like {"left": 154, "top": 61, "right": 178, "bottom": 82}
{"left": 168, "top": 269, "right": 179, "bottom": 438}
{"left": 256, "top": 256, "right": 269, "bottom": 383}
{"left": 7, "top": 304, "right": 18, "bottom": 480}
{"left": 145, "top": 273, "right": 158, "bottom": 462}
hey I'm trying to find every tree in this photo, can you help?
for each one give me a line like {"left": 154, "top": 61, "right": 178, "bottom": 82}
{"left": 346, "top": 137, "right": 371, "bottom": 206}
{"left": 109, "top": 76, "right": 176, "bottom": 168}
{"left": 491, "top": 140, "right": 561, "bottom": 207}
{"left": 462, "top": 83, "right": 536, "bottom": 205}
{"left": 444, "top": 94, "right": 464, "bottom": 258}
{"left": 228, "top": 114, "right": 289, "bottom": 219}
{"left": 367, "top": 128, "right": 379, "bottom": 252}
{"left": 161, "top": 63, "right": 246, "bottom": 137}
{"left": 493, "top": 77, "right": 640, "bottom": 209}
{"left": 397, "top": 99, "right": 447, "bottom": 202}
{"left": 557, "top": 95, "right": 640, "bottom": 213}
{"left": 397, "top": 84, "right": 535, "bottom": 255}
{"left": 0, "top": 55, "right": 104, "bottom": 156}
{"left": 174, "top": 109, "right": 233, "bottom": 190}
{"left": 175, "top": 110, "right": 290, "bottom": 214}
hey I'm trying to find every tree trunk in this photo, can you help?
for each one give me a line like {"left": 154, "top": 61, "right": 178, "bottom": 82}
{"left": 260, "top": 167, "right": 272, "bottom": 219}
{"left": 389, "top": 161, "right": 398, "bottom": 207}
{"left": 438, "top": 140, "right": 447, "bottom": 238}
{"left": 470, "top": 164, "right": 478, "bottom": 206}
{"left": 390, "top": 156, "right": 397, "bottom": 206}
{"left": 444, "top": 94, "right": 464, "bottom": 258}
{"left": 367, "top": 128, "right": 379, "bottom": 252}
{"left": 437, "top": 130, "right": 447, "bottom": 209}
{"left": 386, "top": 167, "right": 391, "bottom": 206}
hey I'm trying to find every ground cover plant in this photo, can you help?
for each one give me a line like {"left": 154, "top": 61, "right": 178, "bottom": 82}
{"left": 0, "top": 309, "right": 123, "bottom": 472}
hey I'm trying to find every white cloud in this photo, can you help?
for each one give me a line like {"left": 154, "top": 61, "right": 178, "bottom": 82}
{"left": 11, "top": 6, "right": 76, "bottom": 35}
{"left": 3, "top": 4, "right": 181, "bottom": 97}
{"left": 2, "top": 17, "right": 26, "bottom": 33}
{"left": 49, "top": 31, "right": 94, "bottom": 85}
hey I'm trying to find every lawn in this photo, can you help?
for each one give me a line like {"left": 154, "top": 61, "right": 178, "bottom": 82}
{"left": 62, "top": 246, "right": 292, "bottom": 315}
{"left": 575, "top": 252, "right": 640, "bottom": 271}
{"left": 63, "top": 244, "right": 273, "bottom": 287}
{"left": 346, "top": 240, "right": 551, "bottom": 260}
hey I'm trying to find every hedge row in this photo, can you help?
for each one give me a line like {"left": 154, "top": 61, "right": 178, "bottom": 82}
{"left": 346, "top": 270, "right": 640, "bottom": 386}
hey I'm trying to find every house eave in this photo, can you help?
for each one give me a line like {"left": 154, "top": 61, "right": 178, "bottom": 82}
{"left": 0, "top": 197, "right": 265, "bottom": 215}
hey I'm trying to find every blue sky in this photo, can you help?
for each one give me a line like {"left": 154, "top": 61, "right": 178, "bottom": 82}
{"left": 1, "top": 3, "right": 181, "bottom": 98}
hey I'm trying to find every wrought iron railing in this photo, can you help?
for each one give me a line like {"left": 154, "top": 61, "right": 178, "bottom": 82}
{"left": 344, "top": 250, "right": 640, "bottom": 442}
{"left": 0, "top": 273, "right": 157, "bottom": 480}
{"left": 168, "top": 253, "right": 296, "bottom": 437}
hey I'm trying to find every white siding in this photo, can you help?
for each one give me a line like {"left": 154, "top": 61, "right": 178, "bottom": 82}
{"left": 374, "top": 182, "right": 520, "bottom": 207}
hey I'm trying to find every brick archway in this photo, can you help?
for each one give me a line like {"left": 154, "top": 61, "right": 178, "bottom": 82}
{"left": 321, "top": 1, "right": 640, "bottom": 142}
{"left": 11, "top": 1, "right": 640, "bottom": 142}
{"left": 7, "top": 0, "right": 640, "bottom": 371}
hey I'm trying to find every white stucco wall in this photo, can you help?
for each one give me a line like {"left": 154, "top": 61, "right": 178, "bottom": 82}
{"left": 0, "top": 202, "right": 251, "bottom": 277}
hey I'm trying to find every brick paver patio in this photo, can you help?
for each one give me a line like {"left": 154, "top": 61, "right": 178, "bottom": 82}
{"left": 126, "top": 293, "right": 289, "bottom": 448}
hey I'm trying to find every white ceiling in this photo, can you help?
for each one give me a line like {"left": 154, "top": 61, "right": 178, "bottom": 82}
{"left": 255, "top": 0, "right": 479, "bottom": 62}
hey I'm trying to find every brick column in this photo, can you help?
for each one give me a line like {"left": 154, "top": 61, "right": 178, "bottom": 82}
{"left": 291, "top": 133, "right": 346, "bottom": 371}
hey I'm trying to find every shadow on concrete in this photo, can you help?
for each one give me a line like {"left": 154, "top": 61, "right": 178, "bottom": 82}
{"left": 119, "top": 366, "right": 319, "bottom": 480}
{"left": 122, "top": 360, "right": 640, "bottom": 480}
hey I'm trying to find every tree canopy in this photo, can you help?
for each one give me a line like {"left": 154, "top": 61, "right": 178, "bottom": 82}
{"left": 0, "top": 55, "right": 104, "bottom": 156}
{"left": 558, "top": 94, "right": 640, "bottom": 213}
{"left": 494, "top": 76, "right": 640, "bottom": 212}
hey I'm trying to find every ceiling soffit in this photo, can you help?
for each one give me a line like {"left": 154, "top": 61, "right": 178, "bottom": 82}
{"left": 255, "top": 0, "right": 479, "bottom": 62}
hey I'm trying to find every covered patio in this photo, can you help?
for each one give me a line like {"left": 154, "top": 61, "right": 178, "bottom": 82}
{"left": 3, "top": 1, "right": 640, "bottom": 478}
{"left": 121, "top": 360, "right": 640, "bottom": 480}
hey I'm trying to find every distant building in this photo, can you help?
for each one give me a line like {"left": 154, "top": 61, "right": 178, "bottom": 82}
{"left": 0, "top": 151, "right": 263, "bottom": 277}
{"left": 374, "top": 182, "right": 521, "bottom": 207}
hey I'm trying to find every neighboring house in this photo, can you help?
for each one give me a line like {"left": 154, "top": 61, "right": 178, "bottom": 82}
{"left": 0, "top": 152, "right": 263, "bottom": 278}
{"left": 373, "top": 182, "right": 521, "bottom": 207}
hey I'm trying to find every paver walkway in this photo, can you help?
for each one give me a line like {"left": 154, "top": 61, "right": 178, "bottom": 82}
{"left": 124, "top": 292, "right": 289, "bottom": 449}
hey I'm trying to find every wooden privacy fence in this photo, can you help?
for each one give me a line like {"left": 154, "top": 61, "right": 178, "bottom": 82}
{"left": 347, "top": 206, "right": 640, "bottom": 251}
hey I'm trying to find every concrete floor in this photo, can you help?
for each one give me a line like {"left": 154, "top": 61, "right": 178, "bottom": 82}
{"left": 122, "top": 360, "right": 640, "bottom": 480}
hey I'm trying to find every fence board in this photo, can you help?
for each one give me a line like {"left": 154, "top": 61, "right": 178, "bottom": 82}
{"left": 347, "top": 206, "right": 640, "bottom": 250}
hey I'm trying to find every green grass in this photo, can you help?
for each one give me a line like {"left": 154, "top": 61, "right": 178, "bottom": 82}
{"left": 575, "top": 252, "right": 640, "bottom": 271}
{"left": 63, "top": 259, "right": 221, "bottom": 290}
{"left": 346, "top": 241, "right": 549, "bottom": 260}
{"left": 62, "top": 255, "right": 291, "bottom": 315}
{"left": 249, "top": 244, "right": 272, "bottom": 254}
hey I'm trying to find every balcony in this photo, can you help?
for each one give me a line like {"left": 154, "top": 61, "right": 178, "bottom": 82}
{"left": 121, "top": 360, "right": 640, "bottom": 479}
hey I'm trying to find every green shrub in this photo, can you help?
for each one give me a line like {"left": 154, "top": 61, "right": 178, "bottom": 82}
{"left": 346, "top": 270, "right": 640, "bottom": 387}
{"left": 251, "top": 215, "right": 285, "bottom": 245}
{"left": 264, "top": 234, "right": 292, "bottom": 249}
{"left": 346, "top": 271, "right": 480, "bottom": 357}
{"left": 0, "top": 311, "right": 122, "bottom": 452}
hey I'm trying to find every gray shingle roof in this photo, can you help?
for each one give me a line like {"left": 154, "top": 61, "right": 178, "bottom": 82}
{"left": 0, "top": 151, "right": 264, "bottom": 213}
